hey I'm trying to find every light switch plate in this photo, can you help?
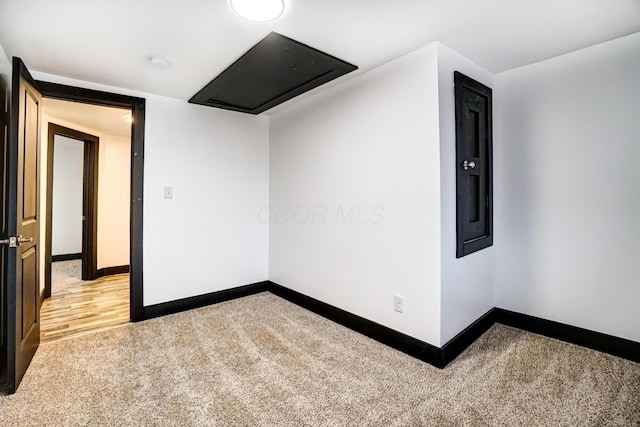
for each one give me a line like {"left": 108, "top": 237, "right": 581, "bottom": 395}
{"left": 394, "top": 295, "right": 404, "bottom": 313}
{"left": 164, "top": 186, "right": 173, "bottom": 199}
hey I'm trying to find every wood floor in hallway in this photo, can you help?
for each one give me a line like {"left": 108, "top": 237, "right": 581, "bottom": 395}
{"left": 40, "top": 273, "right": 130, "bottom": 343}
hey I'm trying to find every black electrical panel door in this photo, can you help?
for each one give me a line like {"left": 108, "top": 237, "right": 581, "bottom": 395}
{"left": 454, "top": 71, "right": 493, "bottom": 258}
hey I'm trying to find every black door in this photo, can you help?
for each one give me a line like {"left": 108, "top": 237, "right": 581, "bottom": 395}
{"left": 454, "top": 71, "right": 493, "bottom": 258}
{"left": 4, "top": 57, "right": 42, "bottom": 393}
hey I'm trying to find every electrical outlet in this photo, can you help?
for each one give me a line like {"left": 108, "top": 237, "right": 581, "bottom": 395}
{"left": 394, "top": 295, "right": 404, "bottom": 313}
{"left": 164, "top": 186, "right": 173, "bottom": 199}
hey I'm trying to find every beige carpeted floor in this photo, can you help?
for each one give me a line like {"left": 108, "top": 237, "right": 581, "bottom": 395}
{"left": 1, "top": 292, "right": 639, "bottom": 426}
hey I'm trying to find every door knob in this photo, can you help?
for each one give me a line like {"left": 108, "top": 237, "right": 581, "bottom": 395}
{"left": 462, "top": 160, "right": 476, "bottom": 171}
{"left": 17, "top": 235, "right": 33, "bottom": 245}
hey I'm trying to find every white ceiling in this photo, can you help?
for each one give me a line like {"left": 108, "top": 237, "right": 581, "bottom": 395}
{"left": 43, "top": 98, "right": 132, "bottom": 137}
{"left": 1, "top": 0, "right": 639, "bottom": 109}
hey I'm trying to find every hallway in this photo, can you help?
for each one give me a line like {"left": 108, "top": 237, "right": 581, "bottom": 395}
{"left": 40, "top": 260, "right": 130, "bottom": 342}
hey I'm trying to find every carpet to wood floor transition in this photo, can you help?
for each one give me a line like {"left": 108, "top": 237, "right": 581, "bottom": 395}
{"left": 1, "top": 292, "right": 639, "bottom": 426}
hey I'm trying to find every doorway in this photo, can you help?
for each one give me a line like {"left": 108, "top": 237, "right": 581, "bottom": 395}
{"left": 45, "top": 123, "right": 99, "bottom": 292}
{"left": 36, "top": 80, "right": 146, "bottom": 324}
{"left": 40, "top": 105, "right": 131, "bottom": 342}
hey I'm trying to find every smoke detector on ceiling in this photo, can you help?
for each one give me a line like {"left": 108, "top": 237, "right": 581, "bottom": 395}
{"left": 230, "top": 0, "right": 285, "bottom": 22}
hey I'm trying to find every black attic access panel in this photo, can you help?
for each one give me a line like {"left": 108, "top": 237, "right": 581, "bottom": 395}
{"left": 189, "top": 32, "right": 358, "bottom": 115}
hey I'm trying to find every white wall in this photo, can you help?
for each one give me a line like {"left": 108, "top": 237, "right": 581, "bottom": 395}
{"left": 96, "top": 134, "right": 130, "bottom": 269}
{"left": 437, "top": 44, "right": 496, "bottom": 344}
{"left": 51, "top": 135, "right": 83, "bottom": 256}
{"left": 0, "top": 43, "right": 9, "bottom": 86}
{"left": 494, "top": 33, "right": 640, "bottom": 342}
{"left": 33, "top": 72, "right": 270, "bottom": 306}
{"left": 270, "top": 43, "right": 443, "bottom": 345}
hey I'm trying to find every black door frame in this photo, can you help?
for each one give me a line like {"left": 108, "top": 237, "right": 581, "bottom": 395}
{"left": 36, "top": 81, "right": 145, "bottom": 322}
{"left": 44, "top": 123, "right": 99, "bottom": 299}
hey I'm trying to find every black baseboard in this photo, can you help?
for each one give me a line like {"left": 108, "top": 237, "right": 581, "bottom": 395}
{"left": 268, "top": 282, "right": 447, "bottom": 367}
{"left": 52, "top": 253, "right": 82, "bottom": 262}
{"left": 95, "top": 265, "right": 130, "bottom": 279}
{"left": 495, "top": 309, "right": 640, "bottom": 364}
{"left": 440, "top": 308, "right": 498, "bottom": 365}
{"left": 137, "top": 279, "right": 640, "bottom": 367}
{"left": 143, "top": 281, "right": 269, "bottom": 320}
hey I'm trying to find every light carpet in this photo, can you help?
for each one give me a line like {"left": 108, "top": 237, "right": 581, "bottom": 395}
{"left": 1, "top": 292, "right": 639, "bottom": 426}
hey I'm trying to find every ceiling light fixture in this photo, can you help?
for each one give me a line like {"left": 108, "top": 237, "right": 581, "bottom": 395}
{"left": 149, "top": 56, "right": 170, "bottom": 69}
{"left": 230, "top": 0, "right": 285, "bottom": 22}
{"left": 123, "top": 114, "right": 133, "bottom": 123}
